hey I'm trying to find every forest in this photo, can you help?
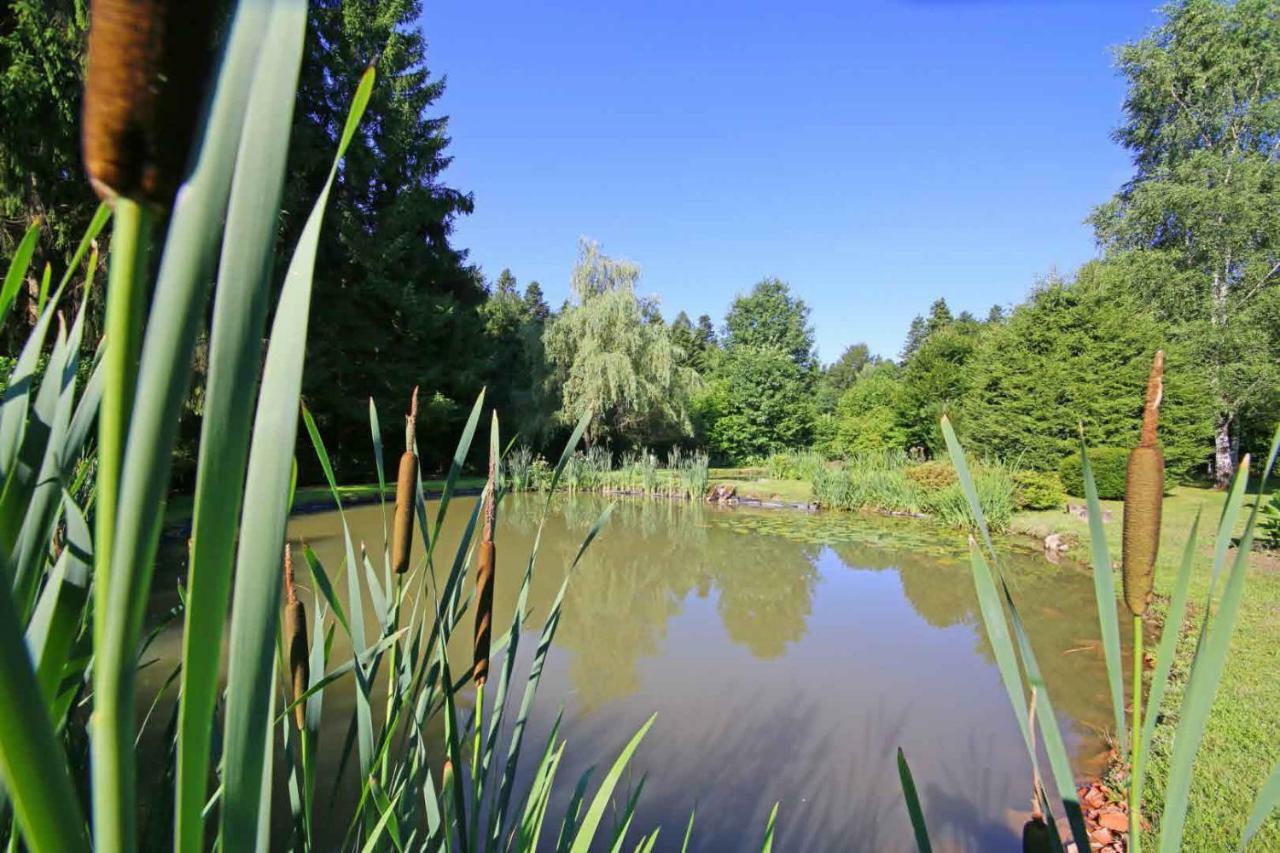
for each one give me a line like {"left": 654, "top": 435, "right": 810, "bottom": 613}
{"left": 4, "top": 0, "right": 1277, "bottom": 490}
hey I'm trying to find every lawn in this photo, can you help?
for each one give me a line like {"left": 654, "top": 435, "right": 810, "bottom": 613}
{"left": 708, "top": 467, "right": 815, "bottom": 504}
{"left": 1012, "top": 485, "right": 1279, "bottom": 848}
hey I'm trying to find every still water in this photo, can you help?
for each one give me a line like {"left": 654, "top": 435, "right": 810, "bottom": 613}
{"left": 147, "top": 494, "right": 1125, "bottom": 851}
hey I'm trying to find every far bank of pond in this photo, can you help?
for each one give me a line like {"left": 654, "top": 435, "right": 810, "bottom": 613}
{"left": 146, "top": 493, "right": 1126, "bottom": 850}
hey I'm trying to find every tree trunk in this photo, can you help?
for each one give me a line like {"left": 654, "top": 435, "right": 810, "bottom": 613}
{"left": 1214, "top": 416, "right": 1235, "bottom": 488}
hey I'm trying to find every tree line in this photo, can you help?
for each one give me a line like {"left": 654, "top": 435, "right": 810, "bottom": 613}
{"left": 2, "top": 0, "right": 1276, "bottom": 485}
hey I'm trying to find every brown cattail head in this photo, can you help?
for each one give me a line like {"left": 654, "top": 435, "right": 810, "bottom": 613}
{"left": 282, "top": 544, "right": 309, "bottom": 730}
{"left": 82, "top": 0, "right": 218, "bottom": 204}
{"left": 473, "top": 422, "right": 498, "bottom": 685}
{"left": 391, "top": 388, "right": 419, "bottom": 575}
{"left": 1123, "top": 351, "right": 1165, "bottom": 617}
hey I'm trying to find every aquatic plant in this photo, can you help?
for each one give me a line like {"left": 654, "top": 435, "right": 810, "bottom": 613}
{"left": 392, "top": 387, "right": 418, "bottom": 575}
{"left": 897, "top": 410, "right": 1280, "bottom": 851}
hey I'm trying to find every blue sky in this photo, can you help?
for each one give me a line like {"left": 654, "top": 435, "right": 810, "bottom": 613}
{"left": 417, "top": 1, "right": 1162, "bottom": 362}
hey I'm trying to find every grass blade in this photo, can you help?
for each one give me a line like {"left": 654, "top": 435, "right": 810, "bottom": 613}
{"left": 897, "top": 747, "right": 932, "bottom": 853}
{"left": 759, "top": 801, "right": 779, "bottom": 853}
{"left": 0, "top": 219, "right": 40, "bottom": 328}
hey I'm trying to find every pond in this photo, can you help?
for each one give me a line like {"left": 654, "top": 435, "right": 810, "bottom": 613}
{"left": 144, "top": 494, "right": 1127, "bottom": 851}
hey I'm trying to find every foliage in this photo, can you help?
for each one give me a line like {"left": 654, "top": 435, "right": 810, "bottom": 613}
{"left": 824, "top": 362, "right": 908, "bottom": 457}
{"left": 1010, "top": 469, "right": 1066, "bottom": 511}
{"left": 0, "top": 1, "right": 94, "bottom": 262}
{"left": 1058, "top": 446, "right": 1131, "bottom": 500}
{"left": 1090, "top": 0, "right": 1280, "bottom": 484}
{"left": 811, "top": 452, "right": 1014, "bottom": 530}
{"left": 670, "top": 310, "right": 717, "bottom": 373}
{"left": 544, "top": 240, "right": 700, "bottom": 447}
{"left": 765, "top": 449, "right": 827, "bottom": 482}
{"left": 818, "top": 342, "right": 877, "bottom": 409}
{"left": 722, "top": 277, "right": 817, "bottom": 371}
{"left": 904, "top": 460, "right": 957, "bottom": 492}
{"left": 897, "top": 316, "right": 982, "bottom": 454}
{"left": 481, "top": 268, "right": 556, "bottom": 444}
{"left": 699, "top": 344, "right": 815, "bottom": 462}
{"left": 1260, "top": 495, "right": 1280, "bottom": 550}
{"left": 960, "top": 267, "right": 1215, "bottom": 478}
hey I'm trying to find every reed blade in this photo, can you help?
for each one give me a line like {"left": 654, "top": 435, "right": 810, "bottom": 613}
{"left": 218, "top": 62, "right": 375, "bottom": 848}
{"left": 1158, "top": 427, "right": 1280, "bottom": 852}
{"left": 1079, "top": 434, "right": 1128, "bottom": 754}
{"left": 1239, "top": 759, "right": 1280, "bottom": 851}
{"left": 897, "top": 747, "right": 933, "bottom": 853}
{"left": 568, "top": 714, "right": 656, "bottom": 853}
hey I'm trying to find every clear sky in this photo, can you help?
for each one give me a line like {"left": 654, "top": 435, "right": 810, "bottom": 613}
{"left": 417, "top": 1, "right": 1163, "bottom": 362}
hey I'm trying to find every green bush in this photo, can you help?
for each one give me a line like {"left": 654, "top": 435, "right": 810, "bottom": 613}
{"left": 1260, "top": 495, "right": 1280, "bottom": 550}
{"left": 904, "top": 460, "right": 957, "bottom": 491}
{"left": 1059, "top": 446, "right": 1130, "bottom": 499}
{"left": 1011, "top": 469, "right": 1067, "bottom": 510}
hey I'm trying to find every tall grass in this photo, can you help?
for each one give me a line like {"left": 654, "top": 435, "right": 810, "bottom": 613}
{"left": 810, "top": 452, "right": 1016, "bottom": 530}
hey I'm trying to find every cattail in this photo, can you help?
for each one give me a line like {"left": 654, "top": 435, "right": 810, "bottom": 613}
{"left": 473, "top": 414, "right": 498, "bottom": 686}
{"left": 392, "top": 388, "right": 419, "bottom": 574}
{"left": 82, "top": 0, "right": 218, "bottom": 204}
{"left": 1122, "top": 351, "right": 1165, "bottom": 617}
{"left": 282, "top": 544, "right": 309, "bottom": 731}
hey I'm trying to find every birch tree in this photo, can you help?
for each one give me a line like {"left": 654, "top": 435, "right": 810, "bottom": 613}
{"left": 1091, "top": 0, "right": 1280, "bottom": 485}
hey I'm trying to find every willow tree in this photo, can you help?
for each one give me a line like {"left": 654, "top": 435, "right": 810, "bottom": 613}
{"left": 544, "top": 240, "right": 700, "bottom": 446}
{"left": 1091, "top": 0, "right": 1280, "bottom": 485}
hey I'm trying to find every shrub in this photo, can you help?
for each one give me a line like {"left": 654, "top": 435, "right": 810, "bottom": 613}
{"left": 1058, "top": 446, "right": 1130, "bottom": 499}
{"left": 1011, "top": 469, "right": 1066, "bottom": 510}
{"left": 1261, "top": 495, "right": 1280, "bottom": 550}
{"left": 904, "top": 460, "right": 957, "bottom": 492}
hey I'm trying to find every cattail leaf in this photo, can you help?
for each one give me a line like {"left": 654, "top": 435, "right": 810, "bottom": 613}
{"left": 26, "top": 491, "right": 92, "bottom": 711}
{"left": 219, "top": 58, "right": 375, "bottom": 849}
{"left": 759, "top": 802, "right": 780, "bottom": 853}
{"left": 0, "top": 219, "right": 41, "bottom": 329}
{"left": 1079, "top": 434, "right": 1127, "bottom": 753}
{"left": 940, "top": 416, "right": 995, "bottom": 552}
{"left": 1158, "top": 426, "right": 1280, "bottom": 852}
{"left": 429, "top": 390, "right": 487, "bottom": 562}
{"left": 606, "top": 777, "right": 646, "bottom": 853}
{"left": 966, "top": 542, "right": 1033, "bottom": 750}
{"left": 303, "top": 544, "right": 350, "bottom": 637}
{"left": 0, "top": 569, "right": 87, "bottom": 850}
{"left": 897, "top": 747, "right": 933, "bottom": 853}
{"left": 1239, "top": 759, "right": 1280, "bottom": 851}
{"left": 568, "top": 714, "right": 656, "bottom": 853}
{"left": 681, "top": 810, "right": 696, "bottom": 853}
{"left": 175, "top": 0, "right": 307, "bottom": 840}
{"left": 1139, "top": 511, "right": 1200, "bottom": 764}
{"left": 1001, "top": 582, "right": 1091, "bottom": 852}
{"left": 369, "top": 397, "right": 390, "bottom": 564}
{"left": 1208, "top": 459, "right": 1249, "bottom": 598}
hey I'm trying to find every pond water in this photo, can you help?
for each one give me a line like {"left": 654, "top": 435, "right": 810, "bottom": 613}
{"left": 144, "top": 494, "right": 1127, "bottom": 851}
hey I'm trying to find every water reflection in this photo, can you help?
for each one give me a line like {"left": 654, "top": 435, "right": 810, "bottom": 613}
{"left": 147, "top": 494, "right": 1126, "bottom": 851}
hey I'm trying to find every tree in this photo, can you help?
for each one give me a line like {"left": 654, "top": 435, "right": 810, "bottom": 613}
{"left": 0, "top": 1, "right": 94, "bottom": 263}
{"left": 822, "top": 343, "right": 874, "bottom": 396}
{"left": 481, "top": 268, "right": 555, "bottom": 445}
{"left": 523, "top": 281, "right": 550, "bottom": 322}
{"left": 544, "top": 240, "right": 699, "bottom": 446}
{"left": 960, "top": 264, "right": 1215, "bottom": 476}
{"left": 1090, "top": 0, "right": 1280, "bottom": 485}
{"left": 290, "top": 0, "right": 485, "bottom": 476}
{"left": 722, "top": 278, "right": 816, "bottom": 372}
{"left": 699, "top": 345, "right": 815, "bottom": 461}
{"left": 897, "top": 319, "right": 983, "bottom": 454}
{"left": 826, "top": 362, "right": 908, "bottom": 457}
{"left": 900, "top": 315, "right": 929, "bottom": 362}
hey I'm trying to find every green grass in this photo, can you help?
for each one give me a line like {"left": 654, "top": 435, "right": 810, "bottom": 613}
{"left": 1012, "top": 484, "right": 1280, "bottom": 848}
{"left": 708, "top": 468, "right": 815, "bottom": 504}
